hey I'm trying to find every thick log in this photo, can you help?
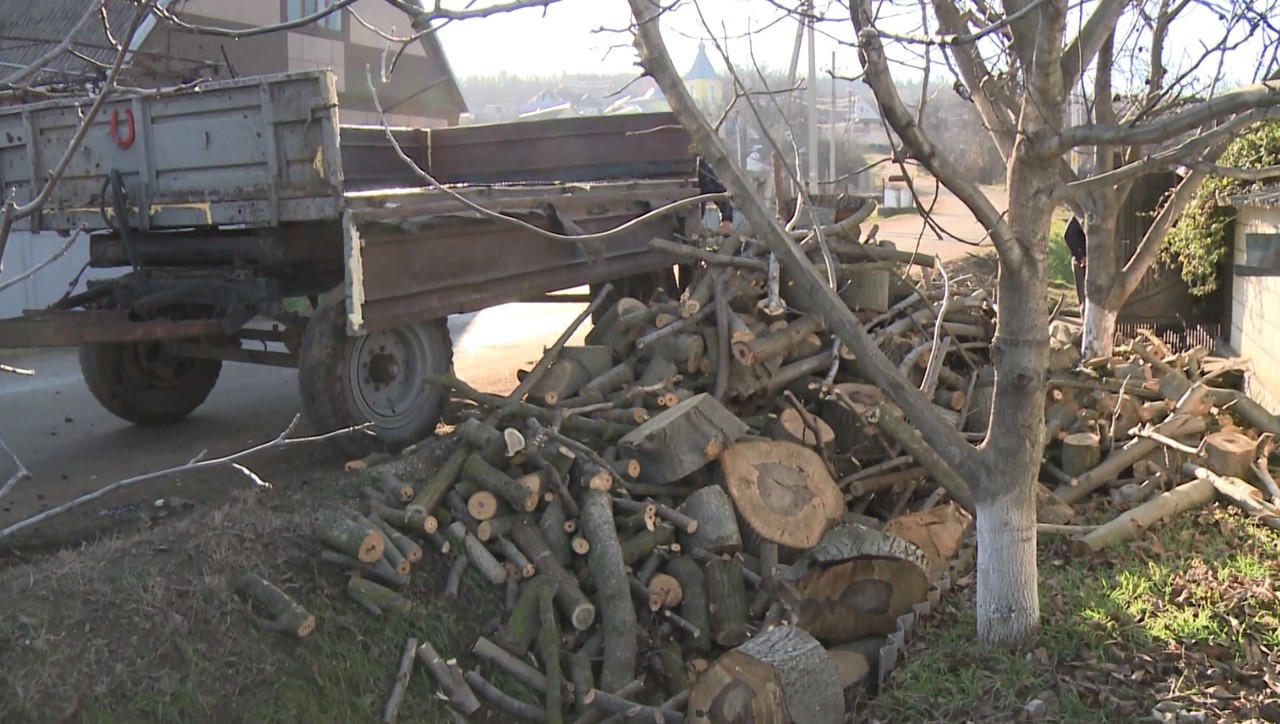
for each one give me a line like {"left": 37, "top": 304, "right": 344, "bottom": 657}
{"left": 383, "top": 637, "right": 417, "bottom": 724}
{"left": 839, "top": 265, "right": 891, "bottom": 313}
{"left": 718, "top": 439, "right": 845, "bottom": 549}
{"left": 778, "top": 523, "right": 931, "bottom": 644}
{"left": 1184, "top": 463, "right": 1280, "bottom": 529}
{"left": 527, "top": 357, "right": 594, "bottom": 407}
{"left": 511, "top": 282, "right": 613, "bottom": 403}
{"left": 449, "top": 521, "right": 507, "bottom": 586}
{"left": 1074, "top": 478, "right": 1216, "bottom": 554}
{"left": 371, "top": 515, "right": 423, "bottom": 563}
{"left": 823, "top": 383, "right": 884, "bottom": 457}
{"left": 1056, "top": 413, "right": 1207, "bottom": 504}
{"left": 539, "top": 498, "right": 575, "bottom": 567}
{"left": 665, "top": 556, "right": 711, "bottom": 654}
{"left": 348, "top": 577, "right": 412, "bottom": 615}
{"left": 512, "top": 518, "right": 597, "bottom": 631}
{"left": 464, "top": 454, "right": 539, "bottom": 513}
{"left": 773, "top": 406, "right": 836, "bottom": 451}
{"left": 677, "top": 486, "right": 742, "bottom": 554}
{"left": 620, "top": 524, "right": 676, "bottom": 566}
{"left": 498, "top": 575, "right": 559, "bottom": 657}
{"left": 880, "top": 501, "right": 972, "bottom": 580}
{"left": 567, "top": 637, "right": 599, "bottom": 717}
{"left": 619, "top": 393, "right": 748, "bottom": 484}
{"left": 238, "top": 573, "right": 315, "bottom": 638}
{"left": 1204, "top": 388, "right": 1280, "bottom": 436}
{"left": 366, "top": 494, "right": 438, "bottom": 535}
{"left": 1060, "top": 432, "right": 1102, "bottom": 478}
{"left": 407, "top": 446, "right": 469, "bottom": 517}
{"left": 581, "top": 490, "right": 639, "bottom": 691}
{"left": 368, "top": 518, "right": 410, "bottom": 575}
{"left": 468, "top": 491, "right": 501, "bottom": 521}
{"left": 317, "top": 511, "right": 384, "bottom": 563}
{"left": 378, "top": 472, "right": 414, "bottom": 504}
{"left": 688, "top": 625, "right": 843, "bottom": 724}
{"left": 1203, "top": 431, "right": 1256, "bottom": 480}
{"left": 416, "top": 641, "right": 482, "bottom": 717}
{"left": 464, "top": 670, "right": 545, "bottom": 721}
{"left": 732, "top": 315, "right": 825, "bottom": 368}
{"left": 647, "top": 333, "right": 706, "bottom": 375}
{"left": 538, "top": 581, "right": 565, "bottom": 724}
{"left": 318, "top": 549, "right": 409, "bottom": 589}
{"left": 648, "top": 573, "right": 684, "bottom": 608}
{"left": 705, "top": 557, "right": 749, "bottom": 647}
{"left": 494, "top": 535, "right": 537, "bottom": 579}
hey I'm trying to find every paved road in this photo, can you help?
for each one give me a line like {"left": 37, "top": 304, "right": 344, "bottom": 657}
{"left": 0, "top": 301, "right": 588, "bottom": 544}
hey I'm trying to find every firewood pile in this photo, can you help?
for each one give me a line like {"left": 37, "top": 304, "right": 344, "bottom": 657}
{"left": 293, "top": 211, "right": 989, "bottom": 723}
{"left": 1038, "top": 325, "right": 1280, "bottom": 552}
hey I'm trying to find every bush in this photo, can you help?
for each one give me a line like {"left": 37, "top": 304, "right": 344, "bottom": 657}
{"left": 1047, "top": 218, "right": 1073, "bottom": 288}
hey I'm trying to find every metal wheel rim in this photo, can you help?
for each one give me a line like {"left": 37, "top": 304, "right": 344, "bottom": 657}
{"left": 123, "top": 341, "right": 198, "bottom": 391}
{"left": 346, "top": 325, "right": 433, "bottom": 432}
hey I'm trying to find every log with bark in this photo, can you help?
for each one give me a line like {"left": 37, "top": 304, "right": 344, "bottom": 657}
{"left": 317, "top": 511, "right": 385, "bottom": 563}
{"left": 1073, "top": 478, "right": 1216, "bottom": 554}
{"left": 619, "top": 393, "right": 749, "bottom": 484}
{"left": 580, "top": 490, "right": 639, "bottom": 691}
{"left": 416, "top": 640, "right": 483, "bottom": 717}
{"left": 238, "top": 573, "right": 316, "bottom": 638}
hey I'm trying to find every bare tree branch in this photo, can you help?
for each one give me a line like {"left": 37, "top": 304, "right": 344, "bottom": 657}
{"left": 0, "top": 436, "right": 30, "bottom": 504}
{"left": 1060, "top": 0, "right": 1128, "bottom": 89}
{"left": 627, "top": 0, "right": 978, "bottom": 482}
{"left": 850, "top": 0, "right": 1016, "bottom": 260}
{"left": 150, "top": 0, "right": 362, "bottom": 37}
{"left": 867, "top": 0, "right": 1050, "bottom": 46}
{"left": 1059, "top": 82, "right": 1280, "bottom": 150}
{"left": 0, "top": 415, "right": 372, "bottom": 541}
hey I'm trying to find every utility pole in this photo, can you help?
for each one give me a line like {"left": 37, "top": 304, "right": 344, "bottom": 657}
{"left": 806, "top": 0, "right": 818, "bottom": 189}
{"left": 829, "top": 50, "right": 837, "bottom": 192}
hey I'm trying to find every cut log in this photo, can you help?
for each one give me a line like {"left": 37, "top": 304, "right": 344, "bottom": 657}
{"left": 1184, "top": 463, "right": 1280, "bottom": 529}
{"left": 964, "top": 365, "right": 995, "bottom": 434}
{"left": 839, "top": 265, "right": 891, "bottom": 313}
{"left": 718, "top": 439, "right": 845, "bottom": 549}
{"left": 648, "top": 333, "right": 707, "bottom": 375}
{"left": 1073, "top": 478, "right": 1216, "bottom": 554}
{"left": 620, "top": 524, "right": 676, "bottom": 566}
{"left": 705, "top": 556, "right": 749, "bottom": 647}
{"left": 1060, "top": 432, "right": 1102, "bottom": 478}
{"left": 732, "top": 314, "right": 825, "bottom": 368}
{"left": 828, "top": 637, "right": 883, "bottom": 690}
{"left": 880, "top": 501, "right": 972, "bottom": 581}
{"left": 538, "top": 498, "right": 574, "bottom": 567}
{"left": 464, "top": 670, "right": 545, "bottom": 721}
{"left": 511, "top": 518, "right": 597, "bottom": 631}
{"left": 449, "top": 521, "right": 507, "bottom": 586}
{"left": 580, "top": 490, "right": 638, "bottom": 692}
{"left": 619, "top": 393, "right": 749, "bottom": 484}
{"left": 1056, "top": 412, "right": 1207, "bottom": 504}
{"left": 468, "top": 491, "right": 500, "bottom": 521}
{"left": 538, "top": 581, "right": 565, "bottom": 724}
{"left": 371, "top": 515, "right": 423, "bottom": 563}
{"left": 318, "top": 549, "right": 409, "bottom": 589}
{"left": 348, "top": 577, "right": 412, "bottom": 615}
{"left": 648, "top": 573, "right": 684, "bottom": 608}
{"left": 463, "top": 454, "right": 539, "bottom": 512}
{"left": 665, "top": 556, "right": 711, "bottom": 654}
{"left": 238, "top": 573, "right": 315, "bottom": 638}
{"left": 382, "top": 637, "right": 417, "bottom": 724}
{"left": 444, "top": 554, "right": 468, "bottom": 598}
{"left": 472, "top": 638, "right": 548, "bottom": 694}
{"left": 367, "top": 496, "right": 437, "bottom": 535}
{"left": 498, "top": 575, "right": 558, "bottom": 657}
{"left": 407, "top": 446, "right": 469, "bottom": 517}
{"left": 568, "top": 635, "right": 599, "bottom": 717}
{"left": 773, "top": 406, "right": 836, "bottom": 451}
{"left": 416, "top": 641, "right": 483, "bottom": 717}
{"left": 527, "top": 357, "right": 594, "bottom": 406}
{"left": 493, "top": 535, "right": 537, "bottom": 579}
{"left": 1203, "top": 431, "right": 1256, "bottom": 480}
{"left": 317, "top": 511, "right": 385, "bottom": 563}
{"left": 678, "top": 486, "right": 742, "bottom": 554}
{"left": 823, "top": 383, "right": 884, "bottom": 457}
{"left": 778, "top": 523, "right": 931, "bottom": 644}
{"left": 688, "top": 625, "right": 843, "bottom": 724}
{"left": 378, "top": 472, "right": 414, "bottom": 504}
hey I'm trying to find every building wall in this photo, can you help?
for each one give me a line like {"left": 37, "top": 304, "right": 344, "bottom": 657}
{"left": 0, "top": 233, "right": 112, "bottom": 320}
{"left": 1230, "top": 203, "right": 1280, "bottom": 413}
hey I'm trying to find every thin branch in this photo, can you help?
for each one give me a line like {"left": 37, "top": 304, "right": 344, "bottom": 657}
{"left": 0, "top": 364, "right": 35, "bottom": 376}
{"left": 0, "top": 436, "right": 31, "bottom": 503}
{"left": 150, "top": 0, "right": 361, "bottom": 37}
{"left": 870, "top": 0, "right": 1050, "bottom": 46}
{"left": 0, "top": 415, "right": 372, "bottom": 540}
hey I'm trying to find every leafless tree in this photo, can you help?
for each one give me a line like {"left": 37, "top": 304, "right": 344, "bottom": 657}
{"left": 627, "top": 0, "right": 1280, "bottom": 649}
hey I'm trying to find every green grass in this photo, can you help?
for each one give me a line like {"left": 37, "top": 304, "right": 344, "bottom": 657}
{"left": 1047, "top": 216, "right": 1072, "bottom": 289}
{"left": 864, "top": 506, "right": 1280, "bottom": 722}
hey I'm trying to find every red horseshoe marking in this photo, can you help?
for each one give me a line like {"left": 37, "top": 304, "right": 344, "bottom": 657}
{"left": 110, "top": 108, "right": 135, "bottom": 149}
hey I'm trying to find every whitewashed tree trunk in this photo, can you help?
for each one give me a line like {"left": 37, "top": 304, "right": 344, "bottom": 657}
{"left": 1081, "top": 302, "right": 1118, "bottom": 358}
{"left": 974, "top": 480, "right": 1040, "bottom": 647}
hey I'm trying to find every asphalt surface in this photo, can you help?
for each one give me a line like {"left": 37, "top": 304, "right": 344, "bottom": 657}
{"left": 0, "top": 301, "right": 589, "bottom": 545}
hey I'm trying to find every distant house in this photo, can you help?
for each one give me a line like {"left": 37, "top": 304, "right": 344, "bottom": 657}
{"left": 0, "top": 0, "right": 468, "bottom": 127}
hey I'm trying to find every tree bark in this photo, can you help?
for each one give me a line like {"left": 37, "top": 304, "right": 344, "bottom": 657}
{"left": 238, "top": 573, "right": 316, "bottom": 638}
{"left": 416, "top": 641, "right": 482, "bottom": 717}
{"left": 512, "top": 518, "right": 597, "bottom": 631}
{"left": 973, "top": 480, "right": 1040, "bottom": 648}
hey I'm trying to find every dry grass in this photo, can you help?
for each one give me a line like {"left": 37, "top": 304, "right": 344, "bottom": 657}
{"left": 0, "top": 475, "right": 501, "bottom": 723}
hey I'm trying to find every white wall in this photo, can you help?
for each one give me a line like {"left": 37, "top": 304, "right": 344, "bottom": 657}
{"left": 0, "top": 232, "right": 113, "bottom": 321}
{"left": 1230, "top": 204, "right": 1280, "bottom": 413}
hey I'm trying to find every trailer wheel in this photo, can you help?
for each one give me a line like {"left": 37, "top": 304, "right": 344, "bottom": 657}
{"left": 298, "top": 294, "right": 453, "bottom": 455}
{"left": 80, "top": 341, "right": 222, "bottom": 425}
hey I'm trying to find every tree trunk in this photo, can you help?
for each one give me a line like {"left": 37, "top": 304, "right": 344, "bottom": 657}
{"left": 1081, "top": 301, "right": 1118, "bottom": 358}
{"left": 580, "top": 490, "right": 638, "bottom": 692}
{"left": 973, "top": 480, "right": 1040, "bottom": 649}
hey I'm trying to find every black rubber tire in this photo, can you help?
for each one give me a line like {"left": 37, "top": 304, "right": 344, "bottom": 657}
{"left": 297, "top": 294, "right": 453, "bottom": 456}
{"left": 79, "top": 342, "right": 222, "bottom": 426}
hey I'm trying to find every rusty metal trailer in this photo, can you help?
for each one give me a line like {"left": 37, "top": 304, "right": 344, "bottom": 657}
{"left": 0, "top": 70, "right": 699, "bottom": 449}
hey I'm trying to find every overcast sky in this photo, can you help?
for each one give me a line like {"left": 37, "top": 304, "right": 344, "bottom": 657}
{"left": 432, "top": 0, "right": 1270, "bottom": 89}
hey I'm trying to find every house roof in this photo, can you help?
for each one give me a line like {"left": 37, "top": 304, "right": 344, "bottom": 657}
{"left": 684, "top": 42, "right": 717, "bottom": 82}
{"left": 1230, "top": 186, "right": 1280, "bottom": 208}
{"left": 0, "top": 0, "right": 149, "bottom": 85}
